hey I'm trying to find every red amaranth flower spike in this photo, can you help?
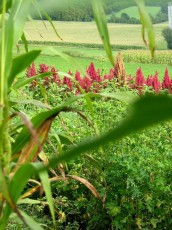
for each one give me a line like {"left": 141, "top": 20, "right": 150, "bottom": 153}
{"left": 145, "top": 75, "right": 153, "bottom": 87}
{"left": 39, "top": 64, "right": 49, "bottom": 73}
{"left": 83, "top": 76, "right": 92, "bottom": 91}
{"left": 87, "top": 62, "right": 101, "bottom": 82}
{"left": 135, "top": 67, "right": 145, "bottom": 87}
{"left": 38, "top": 63, "right": 51, "bottom": 86}
{"left": 51, "top": 66, "right": 61, "bottom": 86}
{"left": 152, "top": 71, "right": 161, "bottom": 94}
{"left": 63, "top": 71, "right": 73, "bottom": 91}
{"left": 26, "top": 62, "right": 37, "bottom": 77}
{"left": 75, "top": 71, "right": 85, "bottom": 89}
{"left": 127, "top": 75, "right": 135, "bottom": 89}
{"left": 26, "top": 63, "right": 37, "bottom": 88}
{"left": 162, "top": 68, "right": 171, "bottom": 90}
{"left": 135, "top": 67, "right": 145, "bottom": 95}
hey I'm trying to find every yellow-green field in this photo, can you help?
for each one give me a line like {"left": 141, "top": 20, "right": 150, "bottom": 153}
{"left": 24, "top": 21, "right": 168, "bottom": 49}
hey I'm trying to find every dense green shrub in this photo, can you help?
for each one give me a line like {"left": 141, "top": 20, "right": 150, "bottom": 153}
{"left": 108, "top": 13, "right": 140, "bottom": 24}
{"left": 162, "top": 27, "right": 172, "bottom": 50}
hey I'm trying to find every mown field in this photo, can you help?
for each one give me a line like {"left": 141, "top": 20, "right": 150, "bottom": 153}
{"left": 24, "top": 20, "right": 168, "bottom": 49}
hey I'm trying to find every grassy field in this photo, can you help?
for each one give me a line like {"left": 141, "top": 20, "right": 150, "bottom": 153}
{"left": 24, "top": 20, "right": 168, "bottom": 49}
{"left": 35, "top": 55, "right": 172, "bottom": 80}
{"left": 115, "top": 6, "right": 161, "bottom": 19}
{"left": 17, "top": 44, "right": 172, "bottom": 80}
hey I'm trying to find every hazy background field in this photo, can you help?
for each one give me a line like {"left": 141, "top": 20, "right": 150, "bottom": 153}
{"left": 24, "top": 21, "right": 168, "bottom": 49}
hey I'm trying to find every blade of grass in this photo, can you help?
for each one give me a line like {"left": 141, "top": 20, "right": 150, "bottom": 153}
{"left": 91, "top": 0, "right": 114, "bottom": 66}
{"left": 17, "top": 210, "right": 44, "bottom": 230}
{"left": 0, "top": 164, "right": 35, "bottom": 228}
{"left": 33, "top": 0, "right": 63, "bottom": 41}
{"left": 21, "top": 32, "right": 28, "bottom": 53}
{"left": 135, "top": 0, "right": 155, "bottom": 57}
{"left": 12, "top": 72, "right": 52, "bottom": 89}
{"left": 34, "top": 163, "right": 55, "bottom": 225}
{"left": 8, "top": 50, "right": 41, "bottom": 87}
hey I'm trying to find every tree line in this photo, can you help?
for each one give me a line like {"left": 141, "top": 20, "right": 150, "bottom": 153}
{"left": 32, "top": 0, "right": 168, "bottom": 23}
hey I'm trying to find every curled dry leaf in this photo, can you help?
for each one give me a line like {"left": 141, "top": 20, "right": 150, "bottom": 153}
{"left": 68, "top": 175, "right": 102, "bottom": 201}
{"left": 19, "top": 175, "right": 102, "bottom": 202}
{"left": 17, "top": 117, "right": 54, "bottom": 165}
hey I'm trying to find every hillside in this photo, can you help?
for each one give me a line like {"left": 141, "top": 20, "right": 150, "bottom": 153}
{"left": 115, "top": 6, "right": 161, "bottom": 19}
{"left": 33, "top": 0, "right": 168, "bottom": 23}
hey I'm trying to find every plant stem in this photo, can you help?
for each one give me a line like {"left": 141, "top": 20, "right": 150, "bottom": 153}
{"left": 0, "top": 1, "right": 11, "bottom": 172}
{"left": 0, "top": 0, "right": 6, "bottom": 165}
{"left": 0, "top": 0, "right": 6, "bottom": 126}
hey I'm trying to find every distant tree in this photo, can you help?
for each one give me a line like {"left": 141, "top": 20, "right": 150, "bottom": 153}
{"left": 162, "top": 27, "right": 172, "bottom": 49}
{"left": 121, "top": 12, "right": 130, "bottom": 20}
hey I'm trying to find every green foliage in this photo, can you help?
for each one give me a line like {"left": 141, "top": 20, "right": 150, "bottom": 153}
{"left": 10, "top": 93, "right": 172, "bottom": 229}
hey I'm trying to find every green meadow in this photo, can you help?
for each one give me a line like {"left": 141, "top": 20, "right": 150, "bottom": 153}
{"left": 115, "top": 6, "right": 161, "bottom": 19}
{"left": 18, "top": 43, "right": 172, "bottom": 79}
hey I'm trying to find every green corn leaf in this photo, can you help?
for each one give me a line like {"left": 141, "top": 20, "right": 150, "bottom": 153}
{"left": 12, "top": 99, "right": 51, "bottom": 109}
{"left": 135, "top": 0, "right": 155, "bottom": 57}
{"left": 0, "top": 164, "right": 35, "bottom": 228}
{"left": 91, "top": 0, "right": 114, "bottom": 66}
{"left": 12, "top": 95, "right": 82, "bottom": 154}
{"left": 0, "top": 166, "right": 12, "bottom": 206}
{"left": 16, "top": 210, "right": 44, "bottom": 230}
{"left": 4, "top": 17, "right": 13, "bottom": 78}
{"left": 9, "top": 0, "right": 32, "bottom": 47}
{"left": 37, "top": 82, "right": 48, "bottom": 104}
{"left": 10, "top": 164, "right": 35, "bottom": 202}
{"left": 34, "top": 163, "right": 55, "bottom": 225}
{"left": 84, "top": 94, "right": 95, "bottom": 119}
{"left": 8, "top": 50, "right": 41, "bottom": 87}
{"left": 51, "top": 132, "right": 74, "bottom": 147}
{"left": 0, "top": 0, "right": 12, "bottom": 13}
{"left": 33, "top": 0, "right": 63, "bottom": 41}
{"left": 2, "top": 0, "right": 33, "bottom": 87}
{"left": 41, "top": 95, "right": 172, "bottom": 168}
{"left": 17, "top": 198, "right": 47, "bottom": 205}
{"left": 12, "top": 72, "right": 52, "bottom": 89}
{"left": 21, "top": 32, "right": 28, "bottom": 53}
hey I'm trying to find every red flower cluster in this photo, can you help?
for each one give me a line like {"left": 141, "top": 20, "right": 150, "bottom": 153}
{"left": 26, "top": 63, "right": 60, "bottom": 88}
{"left": 26, "top": 60, "right": 172, "bottom": 96}
{"left": 127, "top": 67, "right": 170, "bottom": 95}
